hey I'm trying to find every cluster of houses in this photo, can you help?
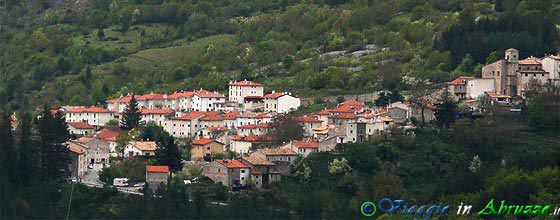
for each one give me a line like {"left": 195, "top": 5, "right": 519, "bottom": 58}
{"left": 55, "top": 79, "right": 439, "bottom": 190}
{"left": 447, "top": 48, "right": 560, "bottom": 105}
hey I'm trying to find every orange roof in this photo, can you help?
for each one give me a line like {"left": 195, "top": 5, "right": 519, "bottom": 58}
{"left": 450, "top": 76, "right": 473, "bottom": 85}
{"left": 170, "top": 112, "right": 207, "bottom": 121}
{"left": 146, "top": 165, "right": 169, "bottom": 173}
{"left": 330, "top": 113, "right": 357, "bottom": 119}
{"left": 67, "top": 122, "right": 96, "bottom": 129}
{"left": 64, "top": 106, "right": 113, "bottom": 113}
{"left": 136, "top": 93, "right": 165, "bottom": 100}
{"left": 68, "top": 145, "right": 85, "bottom": 154}
{"left": 518, "top": 56, "right": 541, "bottom": 65}
{"left": 200, "top": 115, "right": 224, "bottom": 121}
{"left": 95, "top": 128, "right": 120, "bottom": 142}
{"left": 216, "top": 159, "right": 249, "bottom": 168}
{"left": 167, "top": 91, "right": 196, "bottom": 99}
{"left": 314, "top": 109, "right": 331, "bottom": 115}
{"left": 139, "top": 108, "right": 174, "bottom": 115}
{"left": 330, "top": 105, "right": 360, "bottom": 113}
{"left": 251, "top": 170, "right": 263, "bottom": 175}
{"left": 229, "top": 80, "right": 263, "bottom": 87}
{"left": 339, "top": 99, "right": 366, "bottom": 108}
{"left": 292, "top": 140, "right": 319, "bottom": 148}
{"left": 295, "top": 116, "right": 323, "bottom": 123}
{"left": 191, "top": 138, "right": 216, "bottom": 145}
{"left": 106, "top": 95, "right": 132, "bottom": 103}
{"left": 194, "top": 89, "right": 225, "bottom": 98}
{"left": 130, "top": 141, "right": 157, "bottom": 151}
{"left": 264, "top": 92, "right": 285, "bottom": 99}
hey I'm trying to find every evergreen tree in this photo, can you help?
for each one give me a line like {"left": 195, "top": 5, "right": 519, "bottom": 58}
{"left": 37, "top": 104, "right": 70, "bottom": 182}
{"left": 155, "top": 133, "right": 182, "bottom": 172}
{"left": 120, "top": 95, "right": 141, "bottom": 131}
{"left": 0, "top": 112, "right": 16, "bottom": 219}
{"left": 434, "top": 90, "right": 458, "bottom": 129}
{"left": 16, "top": 112, "right": 37, "bottom": 185}
{"left": 0, "top": 112, "right": 15, "bottom": 181}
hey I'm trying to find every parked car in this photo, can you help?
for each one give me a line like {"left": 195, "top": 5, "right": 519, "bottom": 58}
{"left": 113, "top": 178, "right": 129, "bottom": 187}
{"left": 133, "top": 182, "right": 145, "bottom": 187}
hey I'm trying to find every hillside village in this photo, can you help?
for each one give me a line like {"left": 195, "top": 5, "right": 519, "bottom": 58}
{"left": 7, "top": 48, "right": 557, "bottom": 192}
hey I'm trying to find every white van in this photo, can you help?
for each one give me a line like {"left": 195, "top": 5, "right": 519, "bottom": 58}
{"left": 113, "top": 178, "right": 129, "bottom": 187}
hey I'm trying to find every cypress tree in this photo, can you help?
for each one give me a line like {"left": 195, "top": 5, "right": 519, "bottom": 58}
{"left": 155, "top": 133, "right": 182, "bottom": 172}
{"left": 16, "top": 112, "right": 37, "bottom": 186}
{"left": 0, "top": 112, "right": 15, "bottom": 181}
{"left": 37, "top": 104, "right": 70, "bottom": 182}
{"left": 120, "top": 95, "right": 141, "bottom": 131}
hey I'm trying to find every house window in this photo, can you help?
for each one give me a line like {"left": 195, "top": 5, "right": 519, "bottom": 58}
{"left": 218, "top": 169, "right": 221, "bottom": 172}
{"left": 241, "top": 177, "right": 245, "bottom": 180}
{"left": 207, "top": 147, "right": 210, "bottom": 150}
{"left": 241, "top": 170, "right": 245, "bottom": 173}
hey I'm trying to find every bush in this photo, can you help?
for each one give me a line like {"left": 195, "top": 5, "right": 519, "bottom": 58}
{"left": 99, "top": 158, "right": 147, "bottom": 184}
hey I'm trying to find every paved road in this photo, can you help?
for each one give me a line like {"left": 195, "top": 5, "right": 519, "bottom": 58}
{"left": 81, "top": 163, "right": 104, "bottom": 187}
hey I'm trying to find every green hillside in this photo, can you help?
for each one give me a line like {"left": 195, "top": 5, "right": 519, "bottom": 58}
{"left": 1, "top": 0, "right": 559, "bottom": 110}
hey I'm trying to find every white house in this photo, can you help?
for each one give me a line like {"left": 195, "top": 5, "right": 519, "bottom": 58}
{"left": 541, "top": 55, "right": 560, "bottom": 85}
{"left": 264, "top": 92, "right": 301, "bottom": 113}
{"left": 67, "top": 122, "right": 96, "bottom": 136}
{"left": 124, "top": 141, "right": 157, "bottom": 157}
{"left": 229, "top": 80, "right": 264, "bottom": 104}
{"left": 164, "top": 112, "right": 206, "bottom": 138}
{"left": 63, "top": 106, "right": 116, "bottom": 126}
{"left": 237, "top": 123, "right": 272, "bottom": 136}
{"left": 230, "top": 135, "right": 253, "bottom": 155}
{"left": 136, "top": 93, "right": 165, "bottom": 109}
{"left": 165, "top": 91, "right": 195, "bottom": 111}
{"left": 106, "top": 96, "right": 132, "bottom": 113}
{"left": 139, "top": 108, "right": 174, "bottom": 126}
{"left": 285, "top": 140, "right": 319, "bottom": 157}
{"left": 295, "top": 116, "right": 323, "bottom": 137}
{"left": 191, "top": 89, "right": 226, "bottom": 112}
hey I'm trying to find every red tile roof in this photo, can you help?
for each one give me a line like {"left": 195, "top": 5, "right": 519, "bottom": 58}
{"left": 139, "top": 108, "right": 174, "bottom": 115}
{"left": 136, "top": 93, "right": 165, "bottom": 100}
{"left": 68, "top": 145, "right": 85, "bottom": 154}
{"left": 330, "top": 113, "right": 357, "bottom": 119}
{"left": 95, "top": 128, "right": 120, "bottom": 142}
{"left": 146, "top": 165, "right": 169, "bottom": 173}
{"left": 518, "top": 56, "right": 541, "bottom": 65}
{"left": 106, "top": 95, "right": 132, "bottom": 103}
{"left": 170, "top": 112, "right": 207, "bottom": 121}
{"left": 314, "top": 109, "right": 331, "bottom": 115}
{"left": 339, "top": 100, "right": 367, "bottom": 108}
{"left": 216, "top": 159, "right": 249, "bottom": 168}
{"left": 295, "top": 116, "right": 323, "bottom": 123}
{"left": 64, "top": 106, "right": 113, "bottom": 113}
{"left": 449, "top": 76, "right": 473, "bottom": 85}
{"left": 229, "top": 80, "right": 263, "bottom": 87}
{"left": 232, "top": 135, "right": 273, "bottom": 143}
{"left": 264, "top": 92, "right": 285, "bottom": 99}
{"left": 194, "top": 89, "right": 225, "bottom": 98}
{"left": 192, "top": 138, "right": 216, "bottom": 145}
{"left": 242, "top": 156, "right": 275, "bottom": 166}
{"left": 292, "top": 140, "right": 319, "bottom": 148}
{"left": 200, "top": 115, "right": 224, "bottom": 121}
{"left": 330, "top": 105, "right": 359, "bottom": 113}
{"left": 167, "top": 91, "right": 196, "bottom": 99}
{"left": 67, "top": 122, "right": 96, "bottom": 129}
